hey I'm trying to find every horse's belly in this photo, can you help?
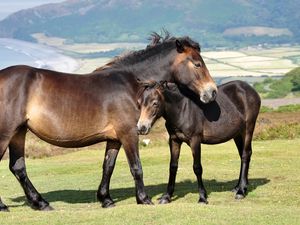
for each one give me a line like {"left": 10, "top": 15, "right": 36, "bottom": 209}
{"left": 202, "top": 117, "right": 244, "bottom": 144}
{"left": 26, "top": 107, "right": 117, "bottom": 147}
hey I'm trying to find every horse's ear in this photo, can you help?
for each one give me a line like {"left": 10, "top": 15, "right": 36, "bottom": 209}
{"left": 175, "top": 40, "right": 184, "bottom": 53}
{"left": 159, "top": 81, "right": 169, "bottom": 90}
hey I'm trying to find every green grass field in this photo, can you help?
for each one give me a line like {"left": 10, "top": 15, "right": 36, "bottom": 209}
{"left": 0, "top": 139, "right": 300, "bottom": 225}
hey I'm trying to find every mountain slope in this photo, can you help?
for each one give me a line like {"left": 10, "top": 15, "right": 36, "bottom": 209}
{"left": 0, "top": 0, "right": 299, "bottom": 47}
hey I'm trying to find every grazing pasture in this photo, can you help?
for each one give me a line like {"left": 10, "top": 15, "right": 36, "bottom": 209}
{"left": 0, "top": 138, "right": 299, "bottom": 224}
{"left": 202, "top": 46, "right": 300, "bottom": 77}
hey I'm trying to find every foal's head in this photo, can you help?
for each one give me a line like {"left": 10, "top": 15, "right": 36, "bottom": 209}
{"left": 137, "top": 81, "right": 166, "bottom": 135}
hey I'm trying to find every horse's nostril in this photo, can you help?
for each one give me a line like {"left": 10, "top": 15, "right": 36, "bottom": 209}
{"left": 212, "top": 90, "right": 217, "bottom": 99}
{"left": 140, "top": 125, "right": 147, "bottom": 133}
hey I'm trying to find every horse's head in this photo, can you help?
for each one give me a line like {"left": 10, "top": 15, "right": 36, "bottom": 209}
{"left": 172, "top": 38, "right": 217, "bottom": 104}
{"left": 137, "top": 81, "right": 166, "bottom": 135}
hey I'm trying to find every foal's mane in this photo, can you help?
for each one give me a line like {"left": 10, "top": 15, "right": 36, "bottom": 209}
{"left": 94, "top": 31, "right": 200, "bottom": 72}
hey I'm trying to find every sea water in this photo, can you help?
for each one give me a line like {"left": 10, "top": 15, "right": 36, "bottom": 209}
{"left": 0, "top": 45, "right": 37, "bottom": 69}
{"left": 0, "top": 38, "right": 79, "bottom": 72}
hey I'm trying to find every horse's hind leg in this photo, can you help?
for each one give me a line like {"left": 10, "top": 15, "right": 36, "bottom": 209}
{"left": 97, "top": 140, "right": 121, "bottom": 208}
{"left": 233, "top": 128, "right": 254, "bottom": 199}
{"left": 9, "top": 126, "right": 52, "bottom": 210}
{"left": 0, "top": 137, "right": 11, "bottom": 211}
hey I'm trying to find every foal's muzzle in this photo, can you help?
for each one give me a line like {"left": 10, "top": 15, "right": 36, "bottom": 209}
{"left": 137, "top": 121, "right": 151, "bottom": 135}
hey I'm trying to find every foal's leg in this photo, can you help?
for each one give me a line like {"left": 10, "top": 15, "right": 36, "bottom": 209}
{"left": 9, "top": 127, "right": 52, "bottom": 210}
{"left": 0, "top": 137, "right": 11, "bottom": 211}
{"left": 190, "top": 137, "right": 207, "bottom": 204}
{"left": 121, "top": 130, "right": 152, "bottom": 205}
{"left": 233, "top": 130, "right": 253, "bottom": 199}
{"left": 97, "top": 140, "right": 121, "bottom": 208}
{"left": 159, "top": 138, "right": 182, "bottom": 204}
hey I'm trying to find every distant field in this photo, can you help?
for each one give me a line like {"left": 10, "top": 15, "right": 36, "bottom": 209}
{"left": 32, "top": 34, "right": 300, "bottom": 76}
{"left": 0, "top": 139, "right": 299, "bottom": 225}
{"left": 202, "top": 46, "right": 300, "bottom": 77}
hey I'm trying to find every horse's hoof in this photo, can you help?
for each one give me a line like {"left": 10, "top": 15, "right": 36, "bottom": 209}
{"left": 158, "top": 196, "right": 171, "bottom": 204}
{"left": 142, "top": 198, "right": 154, "bottom": 205}
{"left": 102, "top": 200, "right": 115, "bottom": 208}
{"left": 137, "top": 197, "right": 153, "bottom": 205}
{"left": 235, "top": 193, "right": 245, "bottom": 200}
{"left": 30, "top": 200, "right": 52, "bottom": 211}
{"left": 232, "top": 187, "right": 238, "bottom": 193}
{"left": 0, "top": 205, "right": 9, "bottom": 212}
{"left": 198, "top": 198, "right": 208, "bottom": 204}
{"left": 235, "top": 188, "right": 246, "bottom": 200}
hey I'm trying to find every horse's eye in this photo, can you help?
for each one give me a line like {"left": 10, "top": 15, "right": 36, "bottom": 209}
{"left": 194, "top": 62, "right": 202, "bottom": 68}
{"left": 153, "top": 101, "right": 158, "bottom": 107}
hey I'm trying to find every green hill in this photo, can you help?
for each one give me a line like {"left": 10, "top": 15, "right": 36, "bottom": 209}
{"left": 254, "top": 67, "right": 300, "bottom": 98}
{"left": 0, "top": 0, "right": 299, "bottom": 48}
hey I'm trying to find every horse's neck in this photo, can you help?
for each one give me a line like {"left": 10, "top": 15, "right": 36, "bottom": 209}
{"left": 121, "top": 50, "right": 176, "bottom": 82}
{"left": 163, "top": 88, "right": 185, "bottom": 112}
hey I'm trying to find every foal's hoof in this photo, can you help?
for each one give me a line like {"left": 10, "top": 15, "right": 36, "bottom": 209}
{"left": 101, "top": 199, "right": 115, "bottom": 208}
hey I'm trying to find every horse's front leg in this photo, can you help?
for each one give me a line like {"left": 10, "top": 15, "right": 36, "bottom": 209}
{"left": 159, "top": 137, "right": 182, "bottom": 204}
{"left": 97, "top": 140, "right": 121, "bottom": 208}
{"left": 121, "top": 130, "right": 153, "bottom": 205}
{"left": 190, "top": 136, "right": 207, "bottom": 204}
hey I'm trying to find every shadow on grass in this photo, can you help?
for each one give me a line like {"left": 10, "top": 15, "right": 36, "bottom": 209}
{"left": 11, "top": 178, "right": 269, "bottom": 205}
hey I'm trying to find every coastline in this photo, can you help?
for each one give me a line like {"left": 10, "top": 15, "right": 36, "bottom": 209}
{"left": 0, "top": 38, "right": 80, "bottom": 73}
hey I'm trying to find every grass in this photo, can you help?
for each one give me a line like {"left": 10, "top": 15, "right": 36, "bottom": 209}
{"left": 260, "top": 104, "right": 300, "bottom": 113}
{"left": 0, "top": 139, "right": 300, "bottom": 224}
{"left": 254, "top": 123, "right": 300, "bottom": 140}
{"left": 254, "top": 111, "right": 300, "bottom": 141}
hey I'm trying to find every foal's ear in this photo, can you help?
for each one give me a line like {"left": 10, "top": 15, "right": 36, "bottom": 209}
{"left": 175, "top": 40, "right": 184, "bottom": 53}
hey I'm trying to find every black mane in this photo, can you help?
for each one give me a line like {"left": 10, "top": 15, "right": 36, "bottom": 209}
{"left": 95, "top": 31, "right": 200, "bottom": 71}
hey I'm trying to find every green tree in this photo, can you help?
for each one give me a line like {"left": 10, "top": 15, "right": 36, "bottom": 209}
{"left": 287, "top": 67, "right": 300, "bottom": 91}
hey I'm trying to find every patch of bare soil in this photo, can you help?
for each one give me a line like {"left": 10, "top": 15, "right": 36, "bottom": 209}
{"left": 261, "top": 98, "right": 300, "bottom": 108}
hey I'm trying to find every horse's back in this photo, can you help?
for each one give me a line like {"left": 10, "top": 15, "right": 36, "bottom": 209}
{"left": 201, "top": 81, "right": 260, "bottom": 144}
{"left": 219, "top": 80, "right": 261, "bottom": 118}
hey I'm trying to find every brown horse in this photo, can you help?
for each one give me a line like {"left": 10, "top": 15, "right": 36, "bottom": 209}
{"left": 0, "top": 36, "right": 217, "bottom": 211}
{"left": 137, "top": 81, "right": 260, "bottom": 204}
{"left": 95, "top": 33, "right": 217, "bottom": 208}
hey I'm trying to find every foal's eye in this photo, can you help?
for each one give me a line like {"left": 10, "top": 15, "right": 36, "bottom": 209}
{"left": 194, "top": 62, "right": 202, "bottom": 68}
{"left": 153, "top": 101, "right": 158, "bottom": 107}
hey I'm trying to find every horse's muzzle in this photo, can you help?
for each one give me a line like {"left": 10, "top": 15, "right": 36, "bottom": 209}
{"left": 200, "top": 86, "right": 217, "bottom": 104}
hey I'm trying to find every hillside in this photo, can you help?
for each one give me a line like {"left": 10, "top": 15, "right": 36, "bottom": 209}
{"left": 0, "top": 0, "right": 299, "bottom": 48}
{"left": 254, "top": 67, "right": 300, "bottom": 98}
